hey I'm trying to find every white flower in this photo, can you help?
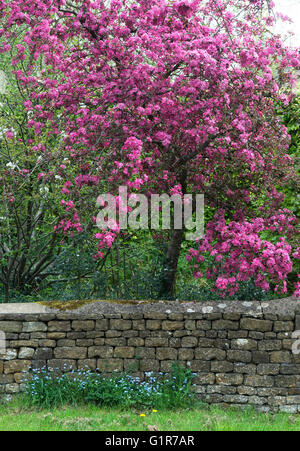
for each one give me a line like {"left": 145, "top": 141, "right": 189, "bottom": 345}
{"left": 6, "top": 162, "right": 17, "bottom": 170}
{"left": 39, "top": 186, "right": 49, "bottom": 197}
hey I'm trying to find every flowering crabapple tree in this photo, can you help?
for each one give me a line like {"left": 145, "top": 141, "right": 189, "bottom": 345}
{"left": 0, "top": 0, "right": 299, "bottom": 298}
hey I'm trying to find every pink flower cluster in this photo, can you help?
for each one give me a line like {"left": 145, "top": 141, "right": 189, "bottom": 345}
{"left": 187, "top": 211, "right": 299, "bottom": 297}
{"left": 54, "top": 214, "right": 83, "bottom": 237}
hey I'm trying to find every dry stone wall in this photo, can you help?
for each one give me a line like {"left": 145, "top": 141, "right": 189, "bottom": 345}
{"left": 0, "top": 299, "right": 299, "bottom": 412}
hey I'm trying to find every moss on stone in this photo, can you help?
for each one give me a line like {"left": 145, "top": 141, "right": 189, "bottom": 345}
{"left": 37, "top": 300, "right": 94, "bottom": 311}
{"left": 37, "top": 299, "right": 152, "bottom": 311}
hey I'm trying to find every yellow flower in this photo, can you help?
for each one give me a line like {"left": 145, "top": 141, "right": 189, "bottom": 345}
{"left": 140, "top": 414, "right": 146, "bottom": 417}
{"left": 152, "top": 410, "right": 158, "bottom": 413}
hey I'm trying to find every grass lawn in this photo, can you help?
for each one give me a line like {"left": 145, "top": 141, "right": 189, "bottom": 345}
{"left": 0, "top": 398, "right": 299, "bottom": 431}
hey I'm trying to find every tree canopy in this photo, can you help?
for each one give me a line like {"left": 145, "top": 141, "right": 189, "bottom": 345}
{"left": 0, "top": 0, "right": 299, "bottom": 298}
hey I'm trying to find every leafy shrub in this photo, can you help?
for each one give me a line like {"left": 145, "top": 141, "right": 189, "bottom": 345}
{"left": 177, "top": 279, "right": 273, "bottom": 302}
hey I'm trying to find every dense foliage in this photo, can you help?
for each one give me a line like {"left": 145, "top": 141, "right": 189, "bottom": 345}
{"left": 0, "top": 51, "right": 68, "bottom": 301}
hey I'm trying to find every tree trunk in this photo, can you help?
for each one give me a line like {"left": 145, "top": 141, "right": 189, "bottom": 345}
{"left": 159, "top": 227, "right": 184, "bottom": 299}
{"left": 158, "top": 167, "right": 187, "bottom": 299}
{"left": 4, "top": 284, "right": 9, "bottom": 303}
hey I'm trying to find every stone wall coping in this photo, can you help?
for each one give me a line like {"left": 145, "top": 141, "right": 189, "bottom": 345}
{"left": 0, "top": 297, "right": 298, "bottom": 318}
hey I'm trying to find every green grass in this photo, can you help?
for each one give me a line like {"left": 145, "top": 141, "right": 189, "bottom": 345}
{"left": 0, "top": 398, "right": 299, "bottom": 431}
